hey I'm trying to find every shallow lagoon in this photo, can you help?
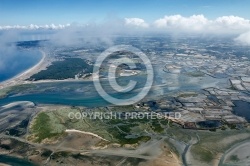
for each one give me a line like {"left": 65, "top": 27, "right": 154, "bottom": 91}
{"left": 0, "top": 71, "right": 228, "bottom": 107}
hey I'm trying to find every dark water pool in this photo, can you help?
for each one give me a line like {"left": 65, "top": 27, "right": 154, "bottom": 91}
{"left": 196, "top": 120, "right": 222, "bottom": 129}
{"left": 0, "top": 155, "right": 36, "bottom": 166}
{"left": 232, "top": 100, "right": 250, "bottom": 122}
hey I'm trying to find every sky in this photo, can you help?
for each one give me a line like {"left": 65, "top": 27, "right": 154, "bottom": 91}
{"left": 1, "top": 0, "right": 250, "bottom": 75}
{"left": 0, "top": 0, "right": 250, "bottom": 46}
{"left": 1, "top": 0, "right": 250, "bottom": 25}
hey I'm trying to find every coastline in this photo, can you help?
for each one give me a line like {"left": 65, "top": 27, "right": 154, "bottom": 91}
{"left": 0, "top": 50, "right": 48, "bottom": 90}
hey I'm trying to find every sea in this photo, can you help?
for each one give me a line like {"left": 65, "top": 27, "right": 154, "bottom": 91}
{"left": 0, "top": 50, "right": 42, "bottom": 82}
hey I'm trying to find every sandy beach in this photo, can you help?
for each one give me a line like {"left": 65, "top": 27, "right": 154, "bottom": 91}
{"left": 0, "top": 50, "right": 49, "bottom": 90}
{"left": 65, "top": 129, "right": 109, "bottom": 142}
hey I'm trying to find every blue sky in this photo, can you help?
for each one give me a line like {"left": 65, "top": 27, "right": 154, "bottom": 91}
{"left": 1, "top": 0, "right": 250, "bottom": 25}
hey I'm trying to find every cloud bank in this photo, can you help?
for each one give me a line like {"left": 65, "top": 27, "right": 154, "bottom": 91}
{"left": 0, "top": 24, "right": 71, "bottom": 30}
{"left": 154, "top": 15, "right": 250, "bottom": 35}
{"left": 1, "top": 15, "right": 250, "bottom": 45}
{"left": 1, "top": 15, "right": 249, "bottom": 33}
{"left": 235, "top": 31, "right": 250, "bottom": 45}
{"left": 125, "top": 18, "right": 149, "bottom": 28}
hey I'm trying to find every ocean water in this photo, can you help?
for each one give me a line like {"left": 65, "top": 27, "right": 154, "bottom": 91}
{"left": 0, "top": 50, "right": 42, "bottom": 82}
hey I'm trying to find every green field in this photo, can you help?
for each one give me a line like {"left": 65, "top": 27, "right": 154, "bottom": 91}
{"left": 29, "top": 112, "right": 65, "bottom": 143}
{"left": 28, "top": 106, "right": 171, "bottom": 145}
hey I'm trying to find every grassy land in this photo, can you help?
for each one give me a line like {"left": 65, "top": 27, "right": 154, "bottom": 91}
{"left": 107, "top": 127, "right": 151, "bottom": 145}
{"left": 165, "top": 127, "right": 193, "bottom": 144}
{"left": 192, "top": 145, "right": 214, "bottom": 162}
{"left": 190, "top": 129, "right": 250, "bottom": 164}
{"left": 27, "top": 105, "right": 250, "bottom": 165}
{"left": 151, "top": 119, "right": 165, "bottom": 133}
{"left": 28, "top": 106, "right": 163, "bottom": 144}
{"left": 29, "top": 112, "right": 64, "bottom": 143}
{"left": 161, "top": 127, "right": 250, "bottom": 164}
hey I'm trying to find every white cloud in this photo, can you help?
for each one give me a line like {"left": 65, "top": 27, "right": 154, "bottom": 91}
{"left": 125, "top": 18, "right": 149, "bottom": 28}
{"left": 215, "top": 16, "right": 250, "bottom": 27}
{"left": 1, "top": 15, "right": 250, "bottom": 45}
{"left": 1, "top": 15, "right": 250, "bottom": 35}
{"left": 154, "top": 15, "right": 208, "bottom": 31}
{"left": 235, "top": 31, "right": 250, "bottom": 45}
{"left": 154, "top": 15, "right": 250, "bottom": 34}
{"left": 214, "top": 16, "right": 250, "bottom": 32}
{"left": 0, "top": 23, "right": 71, "bottom": 30}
